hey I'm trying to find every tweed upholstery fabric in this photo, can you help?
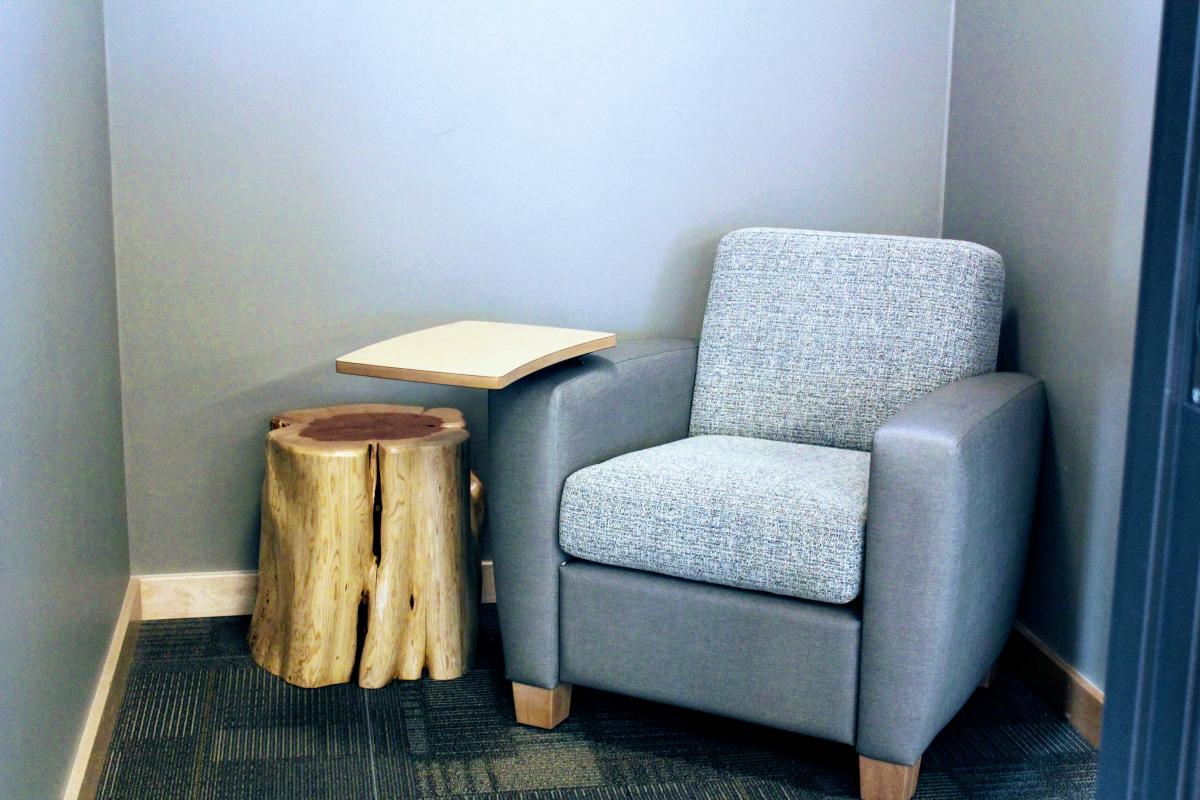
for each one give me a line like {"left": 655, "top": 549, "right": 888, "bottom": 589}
{"left": 559, "top": 435, "right": 871, "bottom": 604}
{"left": 690, "top": 228, "right": 1004, "bottom": 450}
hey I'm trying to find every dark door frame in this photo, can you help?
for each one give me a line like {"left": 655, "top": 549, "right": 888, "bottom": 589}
{"left": 1097, "top": 1, "right": 1200, "bottom": 797}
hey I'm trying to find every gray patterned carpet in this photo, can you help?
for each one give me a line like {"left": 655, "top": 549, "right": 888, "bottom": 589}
{"left": 96, "top": 607, "right": 1096, "bottom": 799}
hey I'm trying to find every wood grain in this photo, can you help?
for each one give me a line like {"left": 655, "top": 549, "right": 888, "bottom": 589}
{"left": 139, "top": 571, "right": 258, "bottom": 620}
{"left": 249, "top": 404, "right": 476, "bottom": 688}
{"left": 1005, "top": 622, "right": 1104, "bottom": 747}
{"left": 335, "top": 320, "right": 616, "bottom": 389}
{"left": 62, "top": 580, "right": 140, "bottom": 800}
{"left": 512, "top": 682, "right": 573, "bottom": 729}
{"left": 135, "top": 558, "right": 495, "bottom": 619}
{"left": 858, "top": 756, "right": 920, "bottom": 800}
{"left": 358, "top": 434, "right": 476, "bottom": 685}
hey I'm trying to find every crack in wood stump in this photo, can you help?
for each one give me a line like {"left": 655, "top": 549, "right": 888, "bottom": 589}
{"left": 248, "top": 404, "right": 480, "bottom": 689}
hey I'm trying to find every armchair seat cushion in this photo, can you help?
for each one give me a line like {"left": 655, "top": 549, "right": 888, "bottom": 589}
{"left": 559, "top": 434, "right": 870, "bottom": 604}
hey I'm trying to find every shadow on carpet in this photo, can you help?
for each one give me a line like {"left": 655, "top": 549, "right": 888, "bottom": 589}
{"left": 96, "top": 605, "right": 1096, "bottom": 799}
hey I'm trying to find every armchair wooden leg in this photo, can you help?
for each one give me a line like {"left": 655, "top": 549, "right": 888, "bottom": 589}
{"left": 512, "top": 681, "right": 572, "bottom": 729}
{"left": 859, "top": 755, "right": 921, "bottom": 800}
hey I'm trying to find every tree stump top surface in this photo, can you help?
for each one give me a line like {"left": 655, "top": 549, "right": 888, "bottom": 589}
{"left": 300, "top": 411, "right": 442, "bottom": 441}
{"left": 269, "top": 403, "right": 467, "bottom": 452}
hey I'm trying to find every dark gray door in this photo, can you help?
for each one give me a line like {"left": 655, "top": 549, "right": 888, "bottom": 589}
{"left": 1097, "top": 2, "right": 1200, "bottom": 798}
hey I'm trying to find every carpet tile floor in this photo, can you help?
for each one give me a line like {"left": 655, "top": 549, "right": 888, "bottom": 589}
{"left": 96, "top": 606, "right": 1097, "bottom": 799}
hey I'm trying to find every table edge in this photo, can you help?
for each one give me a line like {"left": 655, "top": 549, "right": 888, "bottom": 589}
{"left": 335, "top": 334, "right": 617, "bottom": 389}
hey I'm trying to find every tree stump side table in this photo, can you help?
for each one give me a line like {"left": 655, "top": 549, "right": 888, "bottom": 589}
{"left": 248, "top": 403, "right": 480, "bottom": 689}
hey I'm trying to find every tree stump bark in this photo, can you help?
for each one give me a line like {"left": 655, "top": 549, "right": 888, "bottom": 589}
{"left": 248, "top": 403, "right": 479, "bottom": 689}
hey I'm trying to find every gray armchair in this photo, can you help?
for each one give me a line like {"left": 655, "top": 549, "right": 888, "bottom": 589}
{"left": 488, "top": 228, "right": 1045, "bottom": 800}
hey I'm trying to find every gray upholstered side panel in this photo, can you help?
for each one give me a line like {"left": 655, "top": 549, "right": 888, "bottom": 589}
{"left": 560, "top": 561, "right": 861, "bottom": 744}
{"left": 488, "top": 339, "right": 698, "bottom": 688}
{"left": 691, "top": 228, "right": 1004, "bottom": 451}
{"left": 856, "top": 372, "right": 1045, "bottom": 765}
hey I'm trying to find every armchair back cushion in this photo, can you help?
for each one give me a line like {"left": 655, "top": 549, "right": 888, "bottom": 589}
{"left": 690, "top": 228, "right": 1005, "bottom": 450}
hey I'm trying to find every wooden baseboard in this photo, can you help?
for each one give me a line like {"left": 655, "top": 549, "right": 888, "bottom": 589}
{"left": 136, "top": 560, "right": 497, "bottom": 621}
{"left": 1004, "top": 622, "right": 1104, "bottom": 747}
{"left": 481, "top": 558, "right": 496, "bottom": 604}
{"left": 138, "top": 570, "right": 258, "bottom": 619}
{"left": 62, "top": 579, "right": 141, "bottom": 800}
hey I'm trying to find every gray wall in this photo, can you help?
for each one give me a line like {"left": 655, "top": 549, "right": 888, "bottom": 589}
{"left": 0, "top": 9, "right": 1150, "bottom": 777}
{"left": 104, "top": 1, "right": 956, "bottom": 573}
{"left": 943, "top": 0, "right": 1162, "bottom": 690}
{"left": 0, "top": 2, "right": 130, "bottom": 797}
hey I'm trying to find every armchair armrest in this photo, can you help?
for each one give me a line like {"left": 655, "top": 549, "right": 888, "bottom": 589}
{"left": 857, "top": 372, "right": 1046, "bottom": 765}
{"left": 488, "top": 338, "right": 698, "bottom": 687}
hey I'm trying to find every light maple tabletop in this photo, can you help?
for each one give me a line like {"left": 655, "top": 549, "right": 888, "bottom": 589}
{"left": 335, "top": 320, "right": 617, "bottom": 389}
